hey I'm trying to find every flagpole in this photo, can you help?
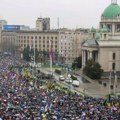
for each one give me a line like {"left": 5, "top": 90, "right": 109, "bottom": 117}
{"left": 34, "top": 38, "right": 35, "bottom": 66}
{"left": 49, "top": 40, "right": 53, "bottom": 77}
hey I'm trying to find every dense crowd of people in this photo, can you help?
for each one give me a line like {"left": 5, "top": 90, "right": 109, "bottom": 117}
{"left": 0, "top": 55, "right": 120, "bottom": 120}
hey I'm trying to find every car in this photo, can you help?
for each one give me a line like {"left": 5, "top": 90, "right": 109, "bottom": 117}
{"left": 65, "top": 77, "right": 73, "bottom": 83}
{"left": 59, "top": 75, "right": 65, "bottom": 81}
{"left": 72, "top": 80, "right": 79, "bottom": 87}
{"left": 36, "top": 63, "right": 41, "bottom": 68}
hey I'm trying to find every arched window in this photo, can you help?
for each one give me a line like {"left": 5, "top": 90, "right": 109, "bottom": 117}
{"left": 112, "top": 63, "right": 116, "bottom": 70}
{"left": 113, "top": 53, "right": 116, "bottom": 60}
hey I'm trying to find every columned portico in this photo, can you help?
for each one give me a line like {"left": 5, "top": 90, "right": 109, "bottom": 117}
{"left": 82, "top": 50, "right": 93, "bottom": 69}
{"left": 89, "top": 51, "right": 92, "bottom": 59}
{"left": 82, "top": 48, "right": 98, "bottom": 70}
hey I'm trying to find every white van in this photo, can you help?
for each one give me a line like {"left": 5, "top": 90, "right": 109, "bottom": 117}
{"left": 72, "top": 80, "right": 79, "bottom": 87}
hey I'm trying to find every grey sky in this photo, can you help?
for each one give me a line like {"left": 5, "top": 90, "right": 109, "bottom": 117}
{"left": 0, "top": 0, "right": 116, "bottom": 29}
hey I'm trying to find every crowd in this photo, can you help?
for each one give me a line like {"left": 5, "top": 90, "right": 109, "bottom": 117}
{"left": 0, "top": 55, "right": 120, "bottom": 120}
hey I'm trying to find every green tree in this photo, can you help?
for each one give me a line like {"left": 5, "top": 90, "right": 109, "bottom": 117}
{"left": 72, "top": 56, "right": 82, "bottom": 69}
{"left": 83, "top": 59, "right": 103, "bottom": 79}
{"left": 23, "top": 45, "right": 31, "bottom": 61}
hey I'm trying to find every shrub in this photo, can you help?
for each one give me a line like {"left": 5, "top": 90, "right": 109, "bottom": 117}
{"left": 55, "top": 69, "right": 61, "bottom": 75}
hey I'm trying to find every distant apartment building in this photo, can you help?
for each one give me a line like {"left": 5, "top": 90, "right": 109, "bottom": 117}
{"left": 59, "top": 28, "right": 90, "bottom": 64}
{"left": 36, "top": 17, "right": 50, "bottom": 31}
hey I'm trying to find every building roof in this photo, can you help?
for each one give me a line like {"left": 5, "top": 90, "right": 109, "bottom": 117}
{"left": 82, "top": 39, "right": 98, "bottom": 47}
{"left": 102, "top": 2, "right": 120, "bottom": 19}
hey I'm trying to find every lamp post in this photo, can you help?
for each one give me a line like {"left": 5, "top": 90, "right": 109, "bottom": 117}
{"left": 109, "top": 71, "right": 112, "bottom": 94}
{"left": 114, "top": 74, "right": 117, "bottom": 97}
{"left": 68, "top": 73, "right": 71, "bottom": 111}
{"left": 68, "top": 74, "right": 71, "bottom": 90}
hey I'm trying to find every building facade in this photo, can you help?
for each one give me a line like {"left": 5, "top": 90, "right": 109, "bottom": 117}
{"left": 82, "top": 0, "right": 120, "bottom": 76}
{"left": 58, "top": 28, "right": 88, "bottom": 64}
{"left": 36, "top": 17, "right": 50, "bottom": 31}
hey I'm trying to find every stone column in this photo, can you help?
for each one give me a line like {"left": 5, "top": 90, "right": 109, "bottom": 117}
{"left": 82, "top": 50, "right": 84, "bottom": 69}
{"left": 84, "top": 50, "right": 86, "bottom": 67}
{"left": 90, "top": 51, "right": 92, "bottom": 59}
{"left": 87, "top": 51, "right": 90, "bottom": 60}
{"left": 112, "top": 23, "right": 115, "bottom": 33}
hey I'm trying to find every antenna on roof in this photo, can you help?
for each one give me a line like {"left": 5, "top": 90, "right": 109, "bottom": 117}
{"left": 57, "top": 17, "right": 59, "bottom": 29}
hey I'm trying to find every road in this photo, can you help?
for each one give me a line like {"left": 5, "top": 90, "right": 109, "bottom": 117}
{"left": 38, "top": 68, "right": 109, "bottom": 98}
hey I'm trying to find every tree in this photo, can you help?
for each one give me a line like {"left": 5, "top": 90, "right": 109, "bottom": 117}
{"left": 23, "top": 45, "right": 31, "bottom": 61}
{"left": 72, "top": 56, "right": 82, "bottom": 69}
{"left": 83, "top": 59, "right": 103, "bottom": 79}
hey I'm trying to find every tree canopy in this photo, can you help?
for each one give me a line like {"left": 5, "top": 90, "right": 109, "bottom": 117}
{"left": 83, "top": 59, "right": 103, "bottom": 79}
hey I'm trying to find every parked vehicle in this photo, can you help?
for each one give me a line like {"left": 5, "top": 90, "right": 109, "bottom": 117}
{"left": 59, "top": 75, "right": 65, "bottom": 81}
{"left": 72, "top": 80, "right": 79, "bottom": 87}
{"left": 65, "top": 77, "right": 73, "bottom": 83}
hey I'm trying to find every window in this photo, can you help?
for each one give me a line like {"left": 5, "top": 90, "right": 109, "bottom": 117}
{"left": 31, "top": 36, "right": 33, "bottom": 39}
{"left": 55, "top": 37, "right": 57, "bottom": 39}
{"left": 104, "top": 34, "right": 106, "bottom": 39}
{"left": 113, "top": 53, "right": 116, "bottom": 60}
{"left": 112, "top": 63, "right": 116, "bottom": 70}
{"left": 51, "top": 37, "right": 53, "bottom": 39}
{"left": 43, "top": 37, "right": 45, "bottom": 39}
{"left": 47, "top": 37, "right": 49, "bottom": 39}
{"left": 39, "top": 36, "right": 41, "bottom": 39}
{"left": 35, "top": 36, "right": 37, "bottom": 39}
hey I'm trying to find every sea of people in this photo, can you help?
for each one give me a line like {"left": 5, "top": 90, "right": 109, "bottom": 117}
{"left": 0, "top": 55, "right": 120, "bottom": 120}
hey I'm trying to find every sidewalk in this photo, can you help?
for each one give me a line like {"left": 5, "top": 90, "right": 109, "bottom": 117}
{"left": 72, "top": 69, "right": 115, "bottom": 98}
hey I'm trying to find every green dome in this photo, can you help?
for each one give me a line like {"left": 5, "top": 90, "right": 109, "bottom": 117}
{"left": 90, "top": 27, "right": 96, "bottom": 32}
{"left": 102, "top": 3, "right": 120, "bottom": 18}
{"left": 95, "top": 32, "right": 101, "bottom": 40}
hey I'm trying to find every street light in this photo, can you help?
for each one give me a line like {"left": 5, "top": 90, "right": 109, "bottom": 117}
{"left": 68, "top": 74, "right": 71, "bottom": 111}
{"left": 109, "top": 71, "right": 112, "bottom": 94}
{"left": 114, "top": 74, "right": 117, "bottom": 97}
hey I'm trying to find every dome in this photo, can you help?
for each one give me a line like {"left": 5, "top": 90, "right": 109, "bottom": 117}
{"left": 102, "top": 3, "right": 120, "bottom": 19}
{"left": 90, "top": 27, "right": 96, "bottom": 32}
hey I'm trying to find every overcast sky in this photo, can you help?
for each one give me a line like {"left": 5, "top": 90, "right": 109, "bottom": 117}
{"left": 0, "top": 0, "right": 117, "bottom": 29}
